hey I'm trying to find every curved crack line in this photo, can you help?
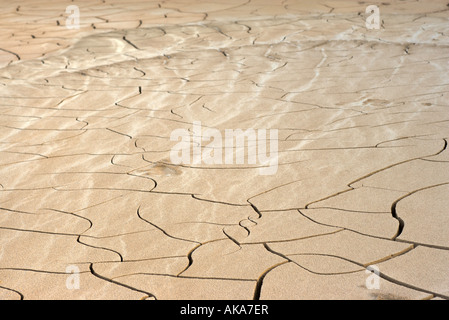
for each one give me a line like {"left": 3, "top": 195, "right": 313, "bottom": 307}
{"left": 247, "top": 178, "right": 303, "bottom": 205}
{"left": 77, "top": 235, "right": 124, "bottom": 262}
{"left": 238, "top": 220, "right": 250, "bottom": 237}
{"left": 174, "top": 221, "right": 235, "bottom": 227}
{"left": 170, "top": 108, "right": 183, "bottom": 119}
{"left": 191, "top": 194, "right": 249, "bottom": 207}
{"left": 251, "top": 229, "right": 345, "bottom": 245}
{"left": 1, "top": 150, "right": 48, "bottom": 159}
{"left": 141, "top": 159, "right": 276, "bottom": 171}
{"left": 362, "top": 245, "right": 416, "bottom": 267}
{"left": 0, "top": 207, "right": 38, "bottom": 215}
{"left": 286, "top": 253, "right": 366, "bottom": 275}
{"left": 0, "top": 48, "right": 20, "bottom": 61}
{"left": 141, "top": 152, "right": 305, "bottom": 172}
{"left": 350, "top": 138, "right": 448, "bottom": 188}
{"left": 134, "top": 139, "right": 146, "bottom": 153}
{"left": 202, "top": 103, "right": 215, "bottom": 113}
{"left": 77, "top": 230, "right": 154, "bottom": 241}
{"left": 1, "top": 125, "right": 84, "bottom": 132}
{"left": 92, "top": 255, "right": 185, "bottom": 266}
{"left": 126, "top": 172, "right": 158, "bottom": 189}
{"left": 176, "top": 243, "right": 202, "bottom": 277}
{"left": 75, "top": 117, "right": 89, "bottom": 129}
{"left": 305, "top": 138, "right": 449, "bottom": 210}
{"left": 262, "top": 242, "right": 448, "bottom": 299}
{"left": 122, "top": 36, "right": 140, "bottom": 50}
{"left": 136, "top": 206, "right": 199, "bottom": 245}
{"left": 0, "top": 226, "right": 81, "bottom": 238}
{"left": 89, "top": 263, "right": 156, "bottom": 300}
{"left": 252, "top": 260, "right": 290, "bottom": 301}
{"left": 395, "top": 238, "right": 449, "bottom": 251}
{"left": 0, "top": 207, "right": 125, "bottom": 267}
{"left": 247, "top": 216, "right": 258, "bottom": 226}
{"left": 305, "top": 207, "right": 389, "bottom": 214}
{"left": 421, "top": 159, "right": 449, "bottom": 163}
{"left": 247, "top": 201, "right": 262, "bottom": 219}
{"left": 374, "top": 135, "right": 430, "bottom": 148}
{"left": 133, "top": 67, "right": 145, "bottom": 77}
{"left": 222, "top": 228, "right": 241, "bottom": 249}
{"left": 373, "top": 270, "right": 449, "bottom": 300}
{"left": 114, "top": 272, "right": 255, "bottom": 283}
{"left": 0, "top": 285, "right": 24, "bottom": 300}
{"left": 253, "top": 249, "right": 289, "bottom": 301}
{"left": 106, "top": 128, "right": 132, "bottom": 140}
{"left": 421, "top": 138, "right": 447, "bottom": 159}
{"left": 391, "top": 182, "right": 449, "bottom": 241}
{"left": 297, "top": 209, "right": 400, "bottom": 243}
{"left": 299, "top": 208, "right": 448, "bottom": 251}
{"left": 46, "top": 198, "right": 123, "bottom": 262}
{"left": 176, "top": 238, "right": 229, "bottom": 277}
{"left": 220, "top": 200, "right": 264, "bottom": 241}
{"left": 44, "top": 208, "right": 93, "bottom": 234}
{"left": 0, "top": 267, "right": 85, "bottom": 275}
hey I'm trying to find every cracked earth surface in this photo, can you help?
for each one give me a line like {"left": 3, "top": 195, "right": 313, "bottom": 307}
{"left": 0, "top": 0, "right": 448, "bottom": 300}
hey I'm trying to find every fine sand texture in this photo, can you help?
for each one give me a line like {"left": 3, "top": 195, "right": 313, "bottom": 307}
{"left": 0, "top": 0, "right": 448, "bottom": 300}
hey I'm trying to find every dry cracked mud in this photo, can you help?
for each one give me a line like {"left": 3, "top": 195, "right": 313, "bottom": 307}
{"left": 0, "top": 0, "right": 448, "bottom": 300}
